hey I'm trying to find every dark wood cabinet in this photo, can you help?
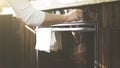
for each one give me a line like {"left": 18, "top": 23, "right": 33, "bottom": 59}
{"left": 98, "top": 2, "right": 120, "bottom": 68}
{"left": 110, "top": 2, "right": 120, "bottom": 28}
{"left": 110, "top": 29, "right": 120, "bottom": 68}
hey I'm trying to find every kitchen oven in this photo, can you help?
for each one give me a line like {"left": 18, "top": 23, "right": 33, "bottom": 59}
{"left": 35, "top": 22, "right": 98, "bottom": 68}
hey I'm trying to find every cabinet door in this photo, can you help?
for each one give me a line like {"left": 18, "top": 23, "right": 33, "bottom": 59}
{"left": 110, "top": 29, "right": 120, "bottom": 68}
{"left": 109, "top": 2, "right": 120, "bottom": 67}
{"left": 110, "top": 2, "right": 120, "bottom": 28}
{"left": 98, "top": 2, "right": 120, "bottom": 68}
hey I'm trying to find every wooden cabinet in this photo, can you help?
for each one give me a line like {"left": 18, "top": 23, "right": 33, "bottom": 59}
{"left": 0, "top": 15, "right": 36, "bottom": 68}
{"left": 110, "top": 29, "right": 120, "bottom": 68}
{"left": 110, "top": 2, "right": 120, "bottom": 28}
{"left": 98, "top": 2, "right": 120, "bottom": 68}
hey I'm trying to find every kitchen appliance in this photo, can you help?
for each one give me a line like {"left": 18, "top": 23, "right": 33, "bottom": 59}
{"left": 35, "top": 22, "right": 98, "bottom": 68}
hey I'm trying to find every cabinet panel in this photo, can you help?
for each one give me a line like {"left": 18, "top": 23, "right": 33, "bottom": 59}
{"left": 110, "top": 29, "right": 120, "bottom": 68}
{"left": 0, "top": 15, "right": 36, "bottom": 68}
{"left": 97, "top": 2, "right": 120, "bottom": 68}
{"left": 110, "top": 2, "right": 120, "bottom": 28}
{"left": 0, "top": 15, "right": 19, "bottom": 68}
{"left": 98, "top": 28, "right": 111, "bottom": 68}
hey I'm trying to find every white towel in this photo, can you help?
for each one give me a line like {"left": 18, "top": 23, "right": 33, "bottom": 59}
{"left": 35, "top": 28, "right": 62, "bottom": 53}
{"left": 35, "top": 28, "right": 52, "bottom": 53}
{"left": 50, "top": 32, "right": 62, "bottom": 51}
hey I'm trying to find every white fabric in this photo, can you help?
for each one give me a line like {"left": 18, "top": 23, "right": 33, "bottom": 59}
{"left": 35, "top": 28, "right": 62, "bottom": 53}
{"left": 50, "top": 32, "right": 62, "bottom": 51}
{"left": 7, "top": 0, "right": 45, "bottom": 26}
{"left": 35, "top": 28, "right": 52, "bottom": 53}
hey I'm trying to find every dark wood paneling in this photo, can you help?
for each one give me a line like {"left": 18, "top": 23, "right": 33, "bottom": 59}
{"left": 14, "top": 18, "right": 36, "bottom": 68}
{"left": 98, "top": 2, "right": 120, "bottom": 68}
{"left": 0, "top": 15, "right": 36, "bottom": 68}
{"left": 110, "top": 2, "right": 120, "bottom": 28}
{"left": 110, "top": 29, "right": 120, "bottom": 68}
{"left": 0, "top": 15, "right": 19, "bottom": 68}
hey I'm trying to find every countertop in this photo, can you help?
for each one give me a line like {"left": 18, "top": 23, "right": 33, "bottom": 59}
{"left": 30, "top": 0, "right": 119, "bottom": 10}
